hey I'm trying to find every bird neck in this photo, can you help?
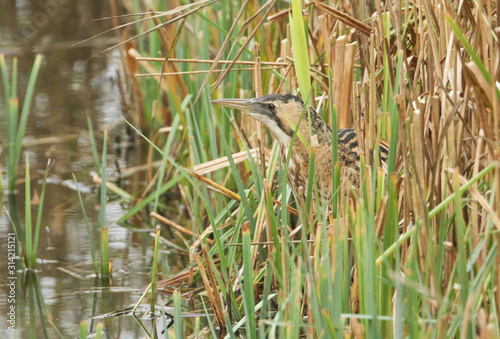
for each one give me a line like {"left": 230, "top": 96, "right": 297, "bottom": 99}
{"left": 295, "top": 106, "right": 332, "bottom": 147}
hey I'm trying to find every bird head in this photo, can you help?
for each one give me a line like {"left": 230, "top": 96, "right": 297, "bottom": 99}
{"left": 211, "top": 94, "right": 309, "bottom": 145}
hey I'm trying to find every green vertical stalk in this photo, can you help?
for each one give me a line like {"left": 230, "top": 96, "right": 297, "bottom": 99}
{"left": 151, "top": 225, "right": 161, "bottom": 313}
{"left": 7, "top": 98, "right": 18, "bottom": 192}
{"left": 173, "top": 290, "right": 182, "bottom": 338}
{"left": 24, "top": 154, "right": 32, "bottom": 269}
{"left": 289, "top": 261, "right": 302, "bottom": 338}
{"left": 100, "top": 228, "right": 109, "bottom": 277}
{"left": 80, "top": 321, "right": 88, "bottom": 339}
{"left": 242, "top": 222, "right": 256, "bottom": 339}
{"left": 95, "top": 322, "right": 103, "bottom": 339}
{"left": 330, "top": 76, "right": 339, "bottom": 218}
{"left": 453, "top": 173, "right": 471, "bottom": 337}
{"left": 380, "top": 173, "right": 398, "bottom": 336}
{"left": 386, "top": 51, "right": 403, "bottom": 178}
{"left": 259, "top": 261, "right": 273, "bottom": 334}
{"left": 28, "top": 273, "right": 37, "bottom": 336}
{"left": 30, "top": 161, "right": 50, "bottom": 269}
{"left": 7, "top": 55, "right": 43, "bottom": 191}
{"left": 355, "top": 192, "right": 380, "bottom": 336}
{"left": 290, "top": 0, "right": 312, "bottom": 103}
{"left": 1, "top": 55, "right": 42, "bottom": 252}
{"left": 14, "top": 55, "right": 42, "bottom": 174}
{"left": 0, "top": 55, "right": 11, "bottom": 108}
{"left": 73, "top": 174, "right": 99, "bottom": 274}
{"left": 305, "top": 147, "right": 316, "bottom": 223}
{"left": 86, "top": 115, "right": 101, "bottom": 172}
{"left": 100, "top": 130, "right": 109, "bottom": 276}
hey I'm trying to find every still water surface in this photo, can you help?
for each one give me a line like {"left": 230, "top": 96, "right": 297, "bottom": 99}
{"left": 0, "top": 1, "right": 179, "bottom": 337}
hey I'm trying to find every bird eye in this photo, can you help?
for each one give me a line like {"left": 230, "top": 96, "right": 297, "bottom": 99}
{"left": 268, "top": 103, "right": 275, "bottom": 110}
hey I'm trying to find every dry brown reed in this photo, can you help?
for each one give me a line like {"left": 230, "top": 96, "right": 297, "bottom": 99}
{"left": 104, "top": 0, "right": 500, "bottom": 336}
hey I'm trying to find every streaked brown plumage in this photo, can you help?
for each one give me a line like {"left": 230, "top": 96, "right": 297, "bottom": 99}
{"left": 211, "top": 94, "right": 388, "bottom": 208}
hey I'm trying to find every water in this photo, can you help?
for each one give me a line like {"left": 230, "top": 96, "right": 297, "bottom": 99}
{"left": 0, "top": 1, "right": 179, "bottom": 337}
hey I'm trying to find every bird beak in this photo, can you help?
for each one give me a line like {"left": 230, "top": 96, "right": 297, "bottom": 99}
{"left": 210, "top": 98, "right": 258, "bottom": 113}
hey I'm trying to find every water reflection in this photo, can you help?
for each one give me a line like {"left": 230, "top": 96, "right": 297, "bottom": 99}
{"left": 0, "top": 1, "right": 171, "bottom": 337}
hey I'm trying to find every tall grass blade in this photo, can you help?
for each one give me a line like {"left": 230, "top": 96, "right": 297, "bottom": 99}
{"left": 150, "top": 225, "right": 161, "bottom": 313}
{"left": 242, "top": 222, "right": 256, "bottom": 339}
{"left": 86, "top": 114, "right": 101, "bottom": 172}
{"left": 95, "top": 322, "right": 103, "bottom": 339}
{"left": 290, "top": 0, "right": 311, "bottom": 102}
{"left": 13, "top": 55, "right": 42, "bottom": 180}
{"left": 173, "top": 290, "right": 182, "bottom": 338}
{"left": 80, "top": 321, "right": 88, "bottom": 339}
{"left": 30, "top": 160, "right": 51, "bottom": 269}
{"left": 445, "top": 14, "right": 500, "bottom": 100}
{"left": 73, "top": 174, "right": 99, "bottom": 274}
{"left": 100, "top": 130, "right": 109, "bottom": 276}
{"left": 24, "top": 154, "right": 32, "bottom": 269}
{"left": 0, "top": 54, "right": 11, "bottom": 108}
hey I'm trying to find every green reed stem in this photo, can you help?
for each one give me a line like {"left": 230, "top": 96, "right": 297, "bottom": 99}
{"left": 73, "top": 173, "right": 99, "bottom": 274}
{"left": 24, "top": 154, "right": 32, "bottom": 269}
{"left": 80, "top": 321, "right": 88, "bottom": 339}
{"left": 1, "top": 55, "right": 42, "bottom": 192}
{"left": 30, "top": 160, "right": 51, "bottom": 269}
{"left": 150, "top": 225, "right": 161, "bottom": 313}
{"left": 173, "top": 290, "right": 182, "bottom": 338}
{"left": 242, "top": 222, "right": 256, "bottom": 339}
{"left": 100, "top": 130, "right": 109, "bottom": 276}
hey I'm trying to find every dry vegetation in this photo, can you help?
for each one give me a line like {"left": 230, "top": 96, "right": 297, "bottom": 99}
{"left": 101, "top": 0, "right": 500, "bottom": 337}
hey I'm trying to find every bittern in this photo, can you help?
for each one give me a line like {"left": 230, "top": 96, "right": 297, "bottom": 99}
{"left": 211, "top": 94, "right": 388, "bottom": 209}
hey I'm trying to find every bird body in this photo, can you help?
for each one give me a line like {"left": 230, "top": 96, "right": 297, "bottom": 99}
{"left": 211, "top": 94, "right": 387, "bottom": 208}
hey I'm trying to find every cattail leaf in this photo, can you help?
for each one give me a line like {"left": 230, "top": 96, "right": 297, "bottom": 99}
{"left": 290, "top": 0, "right": 312, "bottom": 104}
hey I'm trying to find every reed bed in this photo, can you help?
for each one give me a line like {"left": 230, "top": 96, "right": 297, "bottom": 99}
{"left": 1, "top": 54, "right": 49, "bottom": 271}
{"left": 94, "top": 0, "right": 500, "bottom": 337}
